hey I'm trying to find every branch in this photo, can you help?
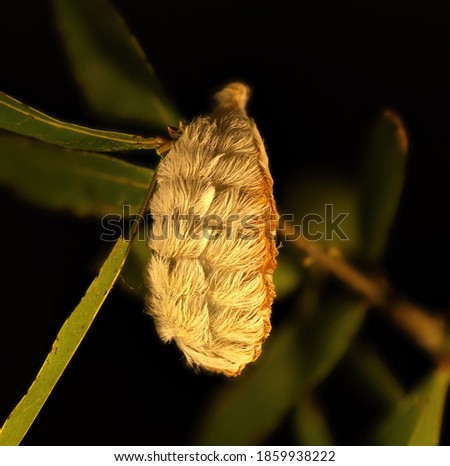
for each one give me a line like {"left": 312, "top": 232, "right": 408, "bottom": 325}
{"left": 278, "top": 218, "right": 449, "bottom": 366}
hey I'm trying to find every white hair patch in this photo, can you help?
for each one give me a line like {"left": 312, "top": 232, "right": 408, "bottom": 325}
{"left": 145, "top": 82, "right": 279, "bottom": 376}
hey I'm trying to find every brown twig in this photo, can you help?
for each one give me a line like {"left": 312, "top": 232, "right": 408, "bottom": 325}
{"left": 279, "top": 217, "right": 449, "bottom": 366}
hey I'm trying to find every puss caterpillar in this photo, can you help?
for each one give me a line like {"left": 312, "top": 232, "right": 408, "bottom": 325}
{"left": 145, "top": 82, "right": 278, "bottom": 376}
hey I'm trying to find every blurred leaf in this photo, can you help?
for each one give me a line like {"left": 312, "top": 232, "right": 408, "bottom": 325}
{"left": 345, "top": 342, "right": 405, "bottom": 408}
{"left": 0, "top": 132, "right": 153, "bottom": 216}
{"left": 359, "top": 110, "right": 408, "bottom": 263}
{"left": 195, "top": 294, "right": 366, "bottom": 445}
{"left": 195, "top": 323, "right": 303, "bottom": 446}
{"left": 293, "top": 394, "right": 335, "bottom": 446}
{"left": 372, "top": 370, "right": 449, "bottom": 445}
{"left": 273, "top": 249, "right": 302, "bottom": 300}
{"left": 0, "top": 174, "right": 154, "bottom": 445}
{"left": 281, "top": 171, "right": 361, "bottom": 257}
{"left": 300, "top": 296, "right": 367, "bottom": 387}
{"left": 52, "top": 0, "right": 181, "bottom": 129}
{"left": 0, "top": 92, "right": 159, "bottom": 151}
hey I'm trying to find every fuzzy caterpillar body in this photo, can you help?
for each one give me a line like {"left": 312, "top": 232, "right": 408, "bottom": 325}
{"left": 145, "top": 83, "right": 278, "bottom": 376}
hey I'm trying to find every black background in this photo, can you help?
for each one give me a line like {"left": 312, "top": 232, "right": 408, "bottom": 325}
{"left": 1, "top": 0, "right": 449, "bottom": 445}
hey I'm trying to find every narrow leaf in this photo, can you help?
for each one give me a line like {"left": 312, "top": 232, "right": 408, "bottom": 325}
{"left": 0, "top": 173, "right": 155, "bottom": 446}
{"left": 273, "top": 251, "right": 302, "bottom": 300}
{"left": 0, "top": 132, "right": 153, "bottom": 216}
{"left": 119, "top": 226, "right": 151, "bottom": 299}
{"left": 280, "top": 171, "right": 362, "bottom": 258}
{"left": 293, "top": 394, "right": 335, "bottom": 446}
{"left": 345, "top": 342, "right": 405, "bottom": 408}
{"left": 359, "top": 110, "right": 408, "bottom": 263}
{"left": 195, "top": 323, "right": 303, "bottom": 446}
{"left": 0, "top": 92, "right": 159, "bottom": 151}
{"left": 195, "top": 294, "right": 366, "bottom": 445}
{"left": 372, "top": 370, "right": 449, "bottom": 445}
{"left": 52, "top": 0, "right": 181, "bottom": 129}
{"left": 300, "top": 296, "right": 367, "bottom": 387}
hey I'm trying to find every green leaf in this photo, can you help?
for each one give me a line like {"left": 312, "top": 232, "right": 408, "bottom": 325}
{"left": 300, "top": 296, "right": 367, "bottom": 388}
{"left": 52, "top": 0, "right": 181, "bottom": 129}
{"left": 0, "top": 92, "right": 159, "bottom": 151}
{"left": 194, "top": 294, "right": 366, "bottom": 445}
{"left": 344, "top": 342, "right": 405, "bottom": 408}
{"left": 293, "top": 394, "right": 335, "bottom": 446}
{"left": 0, "top": 173, "right": 155, "bottom": 445}
{"left": 372, "top": 370, "right": 449, "bottom": 445}
{"left": 0, "top": 132, "right": 153, "bottom": 216}
{"left": 195, "top": 323, "right": 303, "bottom": 446}
{"left": 359, "top": 110, "right": 408, "bottom": 263}
{"left": 280, "top": 171, "right": 361, "bottom": 258}
{"left": 273, "top": 250, "right": 302, "bottom": 300}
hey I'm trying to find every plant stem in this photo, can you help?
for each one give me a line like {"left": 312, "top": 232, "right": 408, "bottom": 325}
{"left": 279, "top": 218, "right": 449, "bottom": 366}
